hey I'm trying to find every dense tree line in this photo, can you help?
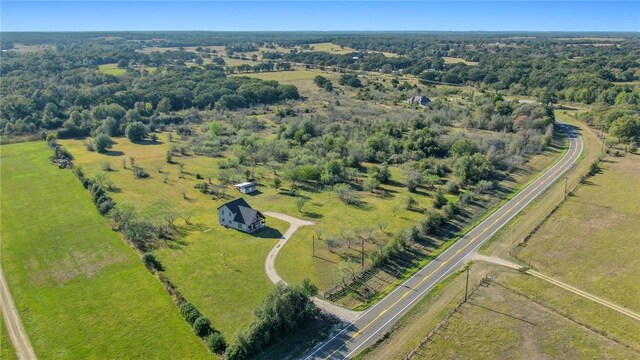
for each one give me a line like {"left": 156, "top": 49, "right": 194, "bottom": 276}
{"left": 226, "top": 280, "right": 319, "bottom": 360}
{"left": 1, "top": 45, "right": 299, "bottom": 138}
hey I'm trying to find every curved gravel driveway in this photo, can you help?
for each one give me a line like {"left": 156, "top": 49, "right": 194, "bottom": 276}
{"left": 263, "top": 211, "right": 361, "bottom": 322}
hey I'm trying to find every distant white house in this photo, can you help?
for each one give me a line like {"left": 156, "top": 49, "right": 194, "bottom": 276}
{"left": 234, "top": 181, "right": 257, "bottom": 194}
{"left": 217, "top": 198, "right": 265, "bottom": 233}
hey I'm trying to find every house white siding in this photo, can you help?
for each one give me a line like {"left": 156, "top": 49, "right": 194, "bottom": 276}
{"left": 217, "top": 204, "right": 265, "bottom": 233}
{"left": 239, "top": 185, "right": 256, "bottom": 194}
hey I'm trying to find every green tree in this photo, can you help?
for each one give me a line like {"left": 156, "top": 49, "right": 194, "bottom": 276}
{"left": 334, "top": 183, "right": 355, "bottom": 204}
{"left": 295, "top": 197, "right": 308, "bottom": 213}
{"left": 433, "top": 190, "right": 448, "bottom": 209}
{"left": 363, "top": 178, "right": 380, "bottom": 193}
{"left": 126, "top": 121, "right": 148, "bottom": 142}
{"left": 272, "top": 177, "right": 282, "bottom": 192}
{"left": 314, "top": 75, "right": 328, "bottom": 87}
{"left": 94, "top": 133, "right": 113, "bottom": 153}
{"left": 322, "top": 160, "right": 345, "bottom": 184}
{"left": 609, "top": 115, "right": 640, "bottom": 144}
{"left": 179, "top": 301, "right": 201, "bottom": 325}
{"left": 157, "top": 97, "right": 172, "bottom": 114}
{"left": 208, "top": 332, "right": 227, "bottom": 354}
{"left": 405, "top": 168, "right": 423, "bottom": 192}
{"left": 193, "top": 317, "right": 212, "bottom": 337}
{"left": 454, "top": 154, "right": 492, "bottom": 185}
{"left": 405, "top": 195, "right": 418, "bottom": 210}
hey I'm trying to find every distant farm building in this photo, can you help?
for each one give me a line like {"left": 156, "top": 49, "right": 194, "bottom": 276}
{"left": 408, "top": 96, "right": 431, "bottom": 106}
{"left": 234, "top": 181, "right": 257, "bottom": 194}
{"left": 217, "top": 198, "right": 265, "bottom": 233}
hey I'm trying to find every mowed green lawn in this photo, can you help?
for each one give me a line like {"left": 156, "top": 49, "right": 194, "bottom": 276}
{"left": 0, "top": 142, "right": 208, "bottom": 359}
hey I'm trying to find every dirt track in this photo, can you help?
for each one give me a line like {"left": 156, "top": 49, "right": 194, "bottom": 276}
{"left": 1, "top": 266, "right": 37, "bottom": 359}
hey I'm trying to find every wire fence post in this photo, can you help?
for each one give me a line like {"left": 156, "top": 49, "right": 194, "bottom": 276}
{"left": 464, "top": 265, "right": 470, "bottom": 303}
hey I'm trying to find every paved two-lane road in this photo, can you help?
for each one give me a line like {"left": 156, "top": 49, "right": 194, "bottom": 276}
{"left": 306, "top": 122, "right": 583, "bottom": 359}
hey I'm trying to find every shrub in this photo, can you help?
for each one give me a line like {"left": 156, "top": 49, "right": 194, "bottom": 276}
{"left": 334, "top": 183, "right": 355, "bottom": 204}
{"left": 133, "top": 166, "right": 149, "bottom": 179}
{"left": 121, "top": 220, "right": 157, "bottom": 250}
{"left": 84, "top": 140, "right": 96, "bottom": 152}
{"left": 166, "top": 149, "right": 173, "bottom": 163}
{"left": 179, "top": 301, "right": 201, "bottom": 325}
{"left": 405, "top": 195, "right": 418, "bottom": 210}
{"left": 445, "top": 180, "right": 460, "bottom": 195}
{"left": 443, "top": 202, "right": 459, "bottom": 218}
{"left": 193, "top": 316, "right": 212, "bottom": 337}
{"left": 46, "top": 132, "right": 58, "bottom": 147}
{"left": 459, "top": 191, "right": 474, "bottom": 206}
{"left": 589, "top": 161, "right": 599, "bottom": 176}
{"left": 101, "top": 161, "right": 112, "bottom": 172}
{"left": 363, "top": 178, "right": 380, "bottom": 192}
{"left": 433, "top": 190, "right": 448, "bottom": 209}
{"left": 142, "top": 252, "right": 160, "bottom": 270}
{"left": 208, "top": 332, "right": 227, "bottom": 354}
{"left": 421, "top": 209, "right": 445, "bottom": 234}
{"left": 56, "top": 146, "right": 74, "bottom": 160}
{"left": 475, "top": 179, "right": 494, "bottom": 194}
{"left": 72, "top": 166, "right": 85, "bottom": 180}
{"left": 97, "top": 198, "right": 115, "bottom": 215}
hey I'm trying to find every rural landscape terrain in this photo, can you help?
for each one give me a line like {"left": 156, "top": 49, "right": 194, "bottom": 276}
{"left": 1, "top": 26, "right": 639, "bottom": 360}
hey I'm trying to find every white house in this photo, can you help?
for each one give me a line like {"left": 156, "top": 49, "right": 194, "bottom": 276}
{"left": 234, "top": 181, "right": 257, "bottom": 194}
{"left": 217, "top": 198, "right": 265, "bottom": 233}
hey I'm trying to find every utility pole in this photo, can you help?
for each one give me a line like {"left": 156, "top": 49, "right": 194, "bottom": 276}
{"left": 361, "top": 237, "right": 365, "bottom": 269}
{"left": 312, "top": 235, "right": 315, "bottom": 257}
{"left": 464, "top": 265, "right": 470, "bottom": 302}
{"left": 564, "top": 177, "right": 568, "bottom": 200}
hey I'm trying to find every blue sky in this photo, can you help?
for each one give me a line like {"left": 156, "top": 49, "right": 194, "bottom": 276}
{"left": 2, "top": 1, "right": 639, "bottom": 32}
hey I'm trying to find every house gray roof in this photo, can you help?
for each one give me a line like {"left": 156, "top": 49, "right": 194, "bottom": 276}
{"left": 218, "top": 198, "right": 264, "bottom": 225}
{"left": 408, "top": 95, "right": 431, "bottom": 105}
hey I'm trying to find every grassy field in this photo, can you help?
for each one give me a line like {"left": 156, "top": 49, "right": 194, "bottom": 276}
{"left": 9, "top": 43, "right": 53, "bottom": 53}
{"left": 412, "top": 278, "right": 638, "bottom": 359}
{"left": 482, "top": 111, "right": 601, "bottom": 258}
{"left": 517, "top": 150, "right": 640, "bottom": 312}
{"left": 97, "top": 63, "right": 127, "bottom": 76}
{"left": 58, "top": 134, "right": 292, "bottom": 338}
{"left": 308, "top": 42, "right": 398, "bottom": 57}
{"left": 309, "top": 42, "right": 357, "bottom": 54}
{"left": 0, "top": 142, "right": 209, "bottom": 359}
{"left": 1, "top": 313, "right": 18, "bottom": 360}
{"left": 442, "top": 57, "right": 479, "bottom": 65}
{"left": 232, "top": 68, "right": 341, "bottom": 93}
